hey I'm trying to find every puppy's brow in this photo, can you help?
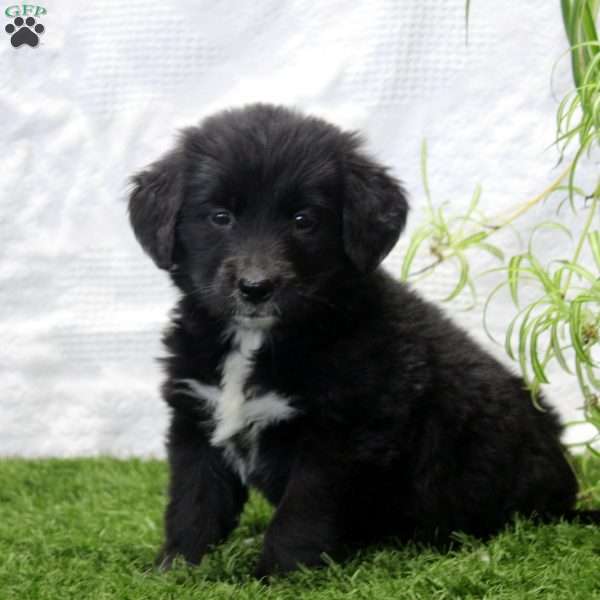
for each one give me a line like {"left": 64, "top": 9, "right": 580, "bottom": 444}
{"left": 183, "top": 187, "right": 235, "bottom": 212}
{"left": 291, "top": 195, "right": 337, "bottom": 215}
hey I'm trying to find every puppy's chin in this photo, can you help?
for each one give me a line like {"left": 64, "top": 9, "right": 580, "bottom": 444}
{"left": 233, "top": 315, "right": 277, "bottom": 330}
{"left": 230, "top": 297, "right": 280, "bottom": 330}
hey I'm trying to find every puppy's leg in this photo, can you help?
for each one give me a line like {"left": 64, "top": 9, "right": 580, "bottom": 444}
{"left": 256, "top": 454, "right": 342, "bottom": 578}
{"left": 158, "top": 411, "right": 247, "bottom": 568}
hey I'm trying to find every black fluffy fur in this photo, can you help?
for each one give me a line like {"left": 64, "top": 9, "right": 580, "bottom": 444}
{"left": 128, "top": 104, "right": 593, "bottom": 578}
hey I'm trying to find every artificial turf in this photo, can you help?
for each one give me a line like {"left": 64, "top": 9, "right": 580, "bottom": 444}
{"left": 1, "top": 458, "right": 599, "bottom": 599}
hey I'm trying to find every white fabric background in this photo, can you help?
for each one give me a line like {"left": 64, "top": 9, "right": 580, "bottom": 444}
{"left": 1, "top": 0, "right": 594, "bottom": 456}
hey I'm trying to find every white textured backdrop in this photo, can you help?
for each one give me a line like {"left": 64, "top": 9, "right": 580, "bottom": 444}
{"left": 1, "top": 0, "right": 593, "bottom": 456}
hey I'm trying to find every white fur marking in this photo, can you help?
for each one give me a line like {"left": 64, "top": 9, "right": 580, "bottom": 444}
{"left": 174, "top": 379, "right": 221, "bottom": 408}
{"left": 176, "top": 327, "right": 297, "bottom": 482}
{"left": 242, "top": 392, "right": 297, "bottom": 427}
{"left": 212, "top": 328, "right": 264, "bottom": 444}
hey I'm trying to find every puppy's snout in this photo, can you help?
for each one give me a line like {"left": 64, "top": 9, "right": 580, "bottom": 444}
{"left": 238, "top": 277, "right": 275, "bottom": 304}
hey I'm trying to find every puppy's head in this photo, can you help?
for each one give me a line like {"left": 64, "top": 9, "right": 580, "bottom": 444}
{"left": 129, "top": 104, "right": 408, "bottom": 329}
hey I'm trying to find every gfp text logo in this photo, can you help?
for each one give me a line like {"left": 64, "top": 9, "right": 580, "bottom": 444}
{"left": 5, "top": 4, "right": 46, "bottom": 47}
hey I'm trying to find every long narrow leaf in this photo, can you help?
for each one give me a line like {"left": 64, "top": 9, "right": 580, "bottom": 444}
{"left": 528, "top": 254, "right": 557, "bottom": 296}
{"left": 455, "top": 231, "right": 488, "bottom": 250}
{"left": 588, "top": 231, "right": 600, "bottom": 271}
{"left": 551, "top": 318, "right": 574, "bottom": 374}
{"left": 558, "top": 260, "right": 600, "bottom": 286}
{"left": 508, "top": 255, "right": 524, "bottom": 307}
{"left": 528, "top": 221, "right": 573, "bottom": 256}
{"left": 483, "top": 281, "right": 508, "bottom": 344}
{"left": 444, "top": 253, "right": 470, "bottom": 301}
{"left": 570, "top": 299, "right": 591, "bottom": 364}
{"left": 420, "top": 140, "right": 433, "bottom": 212}
{"left": 531, "top": 318, "right": 551, "bottom": 384}
{"left": 479, "top": 242, "right": 505, "bottom": 261}
{"left": 585, "top": 362, "right": 600, "bottom": 390}
{"left": 401, "top": 226, "right": 433, "bottom": 281}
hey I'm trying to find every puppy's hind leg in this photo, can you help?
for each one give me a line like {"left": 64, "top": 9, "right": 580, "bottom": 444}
{"left": 158, "top": 411, "right": 248, "bottom": 569}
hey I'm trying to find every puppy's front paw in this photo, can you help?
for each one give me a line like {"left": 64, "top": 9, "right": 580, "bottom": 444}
{"left": 255, "top": 538, "right": 324, "bottom": 579}
{"left": 254, "top": 545, "right": 287, "bottom": 580}
{"left": 253, "top": 559, "right": 272, "bottom": 582}
{"left": 254, "top": 548, "right": 294, "bottom": 581}
{"left": 154, "top": 548, "right": 178, "bottom": 572}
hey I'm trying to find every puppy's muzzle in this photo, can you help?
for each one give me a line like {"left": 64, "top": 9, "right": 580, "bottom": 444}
{"left": 238, "top": 277, "right": 275, "bottom": 304}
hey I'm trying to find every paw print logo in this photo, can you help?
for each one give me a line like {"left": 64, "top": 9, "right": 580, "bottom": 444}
{"left": 5, "top": 16, "right": 45, "bottom": 48}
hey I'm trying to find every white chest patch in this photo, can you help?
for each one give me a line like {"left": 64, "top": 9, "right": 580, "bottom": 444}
{"left": 175, "top": 327, "right": 296, "bottom": 482}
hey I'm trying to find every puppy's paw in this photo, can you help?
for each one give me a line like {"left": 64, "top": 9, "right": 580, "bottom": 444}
{"left": 254, "top": 558, "right": 276, "bottom": 582}
{"left": 255, "top": 542, "right": 317, "bottom": 579}
{"left": 154, "top": 549, "right": 177, "bottom": 572}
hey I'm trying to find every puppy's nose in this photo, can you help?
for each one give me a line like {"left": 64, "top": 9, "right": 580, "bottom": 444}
{"left": 238, "top": 277, "right": 275, "bottom": 304}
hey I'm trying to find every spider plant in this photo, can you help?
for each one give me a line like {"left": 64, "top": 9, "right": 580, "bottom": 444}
{"left": 403, "top": 2, "right": 600, "bottom": 455}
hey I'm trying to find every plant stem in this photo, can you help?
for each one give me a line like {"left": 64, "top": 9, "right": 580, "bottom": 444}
{"left": 409, "top": 258, "right": 444, "bottom": 278}
{"left": 407, "top": 162, "right": 576, "bottom": 279}
{"left": 562, "top": 196, "right": 599, "bottom": 294}
{"left": 488, "top": 162, "right": 575, "bottom": 230}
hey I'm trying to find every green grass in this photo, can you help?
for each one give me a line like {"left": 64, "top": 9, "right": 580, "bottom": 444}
{"left": 1, "top": 459, "right": 600, "bottom": 599}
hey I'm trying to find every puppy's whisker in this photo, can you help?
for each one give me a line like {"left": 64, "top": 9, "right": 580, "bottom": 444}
{"left": 190, "top": 281, "right": 219, "bottom": 296}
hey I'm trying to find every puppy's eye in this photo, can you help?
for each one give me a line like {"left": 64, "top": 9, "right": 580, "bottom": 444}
{"left": 293, "top": 211, "right": 318, "bottom": 233}
{"left": 210, "top": 210, "right": 234, "bottom": 227}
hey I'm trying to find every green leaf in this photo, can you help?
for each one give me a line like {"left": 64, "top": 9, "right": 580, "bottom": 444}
{"left": 570, "top": 299, "right": 591, "bottom": 364}
{"left": 508, "top": 255, "right": 524, "bottom": 308}
{"left": 530, "top": 318, "right": 551, "bottom": 384}
{"left": 464, "top": 279, "right": 478, "bottom": 311}
{"left": 527, "top": 254, "right": 557, "bottom": 297}
{"left": 454, "top": 231, "right": 488, "bottom": 250}
{"left": 585, "top": 362, "right": 600, "bottom": 390}
{"left": 588, "top": 231, "right": 600, "bottom": 271}
{"left": 444, "top": 253, "right": 470, "bottom": 301}
{"left": 567, "top": 144, "right": 588, "bottom": 209}
{"left": 435, "top": 207, "right": 449, "bottom": 238}
{"left": 401, "top": 226, "right": 433, "bottom": 281}
{"left": 552, "top": 265, "right": 568, "bottom": 292}
{"left": 518, "top": 317, "right": 533, "bottom": 385}
{"left": 479, "top": 242, "right": 505, "bottom": 261}
{"left": 516, "top": 300, "right": 547, "bottom": 384}
{"left": 528, "top": 221, "right": 573, "bottom": 256}
{"left": 465, "top": 184, "right": 482, "bottom": 222}
{"left": 505, "top": 313, "right": 519, "bottom": 361}
{"left": 557, "top": 260, "right": 600, "bottom": 286}
{"left": 482, "top": 281, "right": 507, "bottom": 345}
{"left": 551, "top": 318, "right": 573, "bottom": 374}
{"left": 420, "top": 140, "right": 433, "bottom": 212}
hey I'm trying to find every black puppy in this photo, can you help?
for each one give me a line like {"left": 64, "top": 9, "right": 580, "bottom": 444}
{"left": 128, "top": 104, "right": 584, "bottom": 577}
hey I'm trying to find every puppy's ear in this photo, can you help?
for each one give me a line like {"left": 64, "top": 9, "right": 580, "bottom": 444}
{"left": 128, "top": 149, "right": 183, "bottom": 270}
{"left": 343, "top": 151, "right": 409, "bottom": 273}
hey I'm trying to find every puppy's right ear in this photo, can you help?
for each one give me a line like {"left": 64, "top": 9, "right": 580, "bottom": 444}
{"left": 128, "top": 150, "right": 183, "bottom": 270}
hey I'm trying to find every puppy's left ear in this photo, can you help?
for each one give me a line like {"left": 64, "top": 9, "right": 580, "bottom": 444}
{"left": 128, "top": 149, "right": 183, "bottom": 270}
{"left": 343, "top": 151, "right": 409, "bottom": 273}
